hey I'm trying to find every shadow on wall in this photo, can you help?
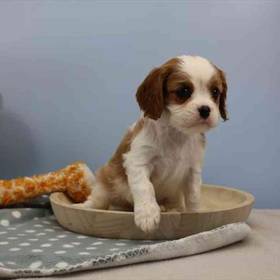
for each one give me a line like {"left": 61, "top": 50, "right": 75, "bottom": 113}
{"left": 0, "top": 94, "right": 39, "bottom": 179}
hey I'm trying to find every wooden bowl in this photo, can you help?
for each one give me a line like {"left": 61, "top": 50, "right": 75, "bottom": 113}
{"left": 50, "top": 184, "right": 254, "bottom": 240}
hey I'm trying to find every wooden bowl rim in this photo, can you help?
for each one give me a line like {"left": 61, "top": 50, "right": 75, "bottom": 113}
{"left": 50, "top": 184, "right": 255, "bottom": 216}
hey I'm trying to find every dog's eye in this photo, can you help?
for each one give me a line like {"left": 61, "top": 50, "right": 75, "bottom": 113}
{"left": 211, "top": 87, "right": 220, "bottom": 99}
{"left": 176, "top": 86, "right": 193, "bottom": 100}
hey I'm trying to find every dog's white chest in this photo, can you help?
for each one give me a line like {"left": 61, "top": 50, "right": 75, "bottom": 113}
{"left": 152, "top": 137, "right": 198, "bottom": 189}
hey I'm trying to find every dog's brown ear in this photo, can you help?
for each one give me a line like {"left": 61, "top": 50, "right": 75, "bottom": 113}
{"left": 217, "top": 69, "right": 228, "bottom": 121}
{"left": 136, "top": 67, "right": 166, "bottom": 120}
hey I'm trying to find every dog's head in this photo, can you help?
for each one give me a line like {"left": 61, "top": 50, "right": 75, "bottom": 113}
{"left": 136, "top": 55, "right": 228, "bottom": 134}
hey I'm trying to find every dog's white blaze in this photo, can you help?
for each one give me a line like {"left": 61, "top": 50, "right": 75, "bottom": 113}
{"left": 178, "top": 55, "right": 215, "bottom": 84}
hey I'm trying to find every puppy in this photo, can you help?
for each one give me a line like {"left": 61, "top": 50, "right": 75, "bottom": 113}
{"left": 80, "top": 55, "right": 228, "bottom": 233}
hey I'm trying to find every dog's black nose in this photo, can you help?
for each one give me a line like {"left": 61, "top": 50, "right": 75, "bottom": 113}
{"left": 198, "top": 106, "right": 211, "bottom": 119}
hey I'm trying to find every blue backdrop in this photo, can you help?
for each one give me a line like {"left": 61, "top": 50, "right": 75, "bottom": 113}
{"left": 0, "top": 1, "right": 279, "bottom": 207}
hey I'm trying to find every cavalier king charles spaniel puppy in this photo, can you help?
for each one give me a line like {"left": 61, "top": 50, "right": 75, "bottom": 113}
{"left": 78, "top": 55, "right": 228, "bottom": 233}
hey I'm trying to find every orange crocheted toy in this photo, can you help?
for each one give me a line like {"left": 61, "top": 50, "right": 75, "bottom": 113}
{"left": 0, "top": 162, "right": 94, "bottom": 206}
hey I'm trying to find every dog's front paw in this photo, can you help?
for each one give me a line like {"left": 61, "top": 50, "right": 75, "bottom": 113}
{"left": 134, "top": 202, "right": 161, "bottom": 233}
{"left": 185, "top": 201, "right": 201, "bottom": 212}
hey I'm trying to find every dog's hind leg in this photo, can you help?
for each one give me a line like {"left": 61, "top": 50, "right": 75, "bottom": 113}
{"left": 73, "top": 179, "right": 110, "bottom": 210}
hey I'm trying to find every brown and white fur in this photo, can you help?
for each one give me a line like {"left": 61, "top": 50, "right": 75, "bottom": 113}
{"left": 78, "top": 55, "right": 228, "bottom": 233}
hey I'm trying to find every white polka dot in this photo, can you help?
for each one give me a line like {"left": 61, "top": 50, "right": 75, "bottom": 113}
{"left": 115, "top": 243, "right": 126, "bottom": 246}
{"left": 34, "top": 224, "right": 43, "bottom": 228}
{"left": 55, "top": 251, "right": 66, "bottom": 254}
{"left": 45, "top": 229, "right": 54, "bottom": 232}
{"left": 9, "top": 248, "right": 20, "bottom": 252}
{"left": 49, "top": 238, "right": 58, "bottom": 241}
{"left": 0, "top": 231, "right": 7, "bottom": 235}
{"left": 25, "top": 230, "right": 36, "bottom": 233}
{"left": 57, "top": 235, "right": 66, "bottom": 238}
{"left": 12, "top": 211, "right": 22, "bottom": 219}
{"left": 110, "top": 248, "right": 120, "bottom": 251}
{"left": 7, "top": 227, "right": 16, "bottom": 231}
{"left": 29, "top": 238, "right": 39, "bottom": 242}
{"left": 32, "top": 249, "right": 43, "bottom": 253}
{"left": 77, "top": 235, "right": 87, "bottom": 239}
{"left": 92, "top": 241, "right": 103, "bottom": 245}
{"left": 17, "top": 233, "right": 26, "bottom": 236}
{"left": 71, "top": 242, "right": 81, "bottom": 245}
{"left": 41, "top": 243, "right": 52, "bottom": 247}
{"left": 6, "top": 261, "right": 16, "bottom": 265}
{"left": 7, "top": 237, "right": 18, "bottom": 240}
{"left": 0, "top": 241, "right": 8, "bottom": 245}
{"left": 63, "top": 244, "right": 74, "bottom": 248}
{"left": 79, "top": 252, "right": 90, "bottom": 255}
{"left": 29, "top": 261, "right": 42, "bottom": 269}
{"left": 33, "top": 217, "right": 39, "bottom": 221}
{"left": 42, "top": 221, "right": 51, "bottom": 225}
{"left": 19, "top": 242, "right": 31, "bottom": 246}
{"left": 86, "top": 247, "right": 97, "bottom": 250}
{"left": 0, "top": 220, "right": 10, "bottom": 227}
{"left": 36, "top": 233, "right": 46, "bottom": 236}
{"left": 0, "top": 262, "right": 4, "bottom": 266}
{"left": 55, "top": 262, "right": 69, "bottom": 269}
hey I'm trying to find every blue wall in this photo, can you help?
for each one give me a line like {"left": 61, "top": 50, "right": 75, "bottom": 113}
{"left": 0, "top": 1, "right": 279, "bottom": 207}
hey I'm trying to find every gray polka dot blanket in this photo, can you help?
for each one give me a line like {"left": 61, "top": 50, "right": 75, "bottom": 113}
{"left": 0, "top": 198, "right": 251, "bottom": 278}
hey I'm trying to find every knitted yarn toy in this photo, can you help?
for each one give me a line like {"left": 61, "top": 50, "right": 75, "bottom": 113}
{"left": 0, "top": 162, "right": 94, "bottom": 206}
